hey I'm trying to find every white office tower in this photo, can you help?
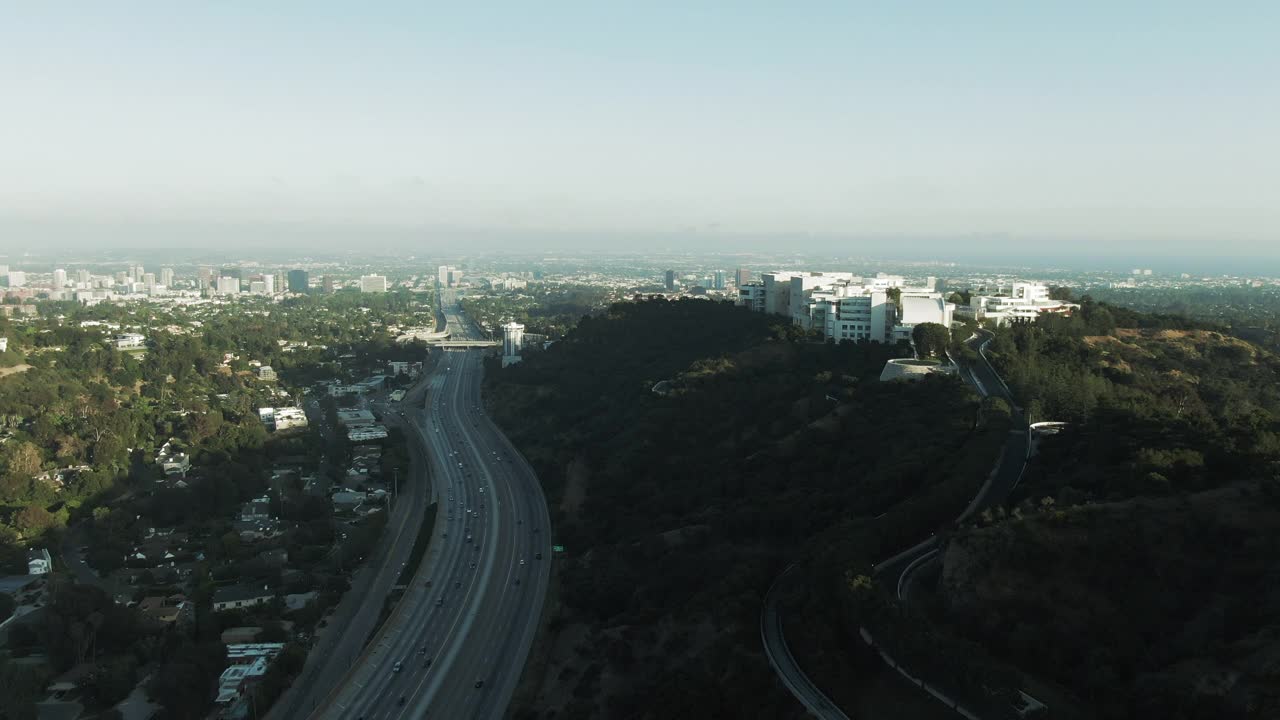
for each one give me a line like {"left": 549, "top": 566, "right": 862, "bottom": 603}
{"left": 142, "top": 272, "right": 157, "bottom": 294}
{"left": 217, "top": 276, "right": 240, "bottom": 295}
{"left": 53, "top": 269, "right": 67, "bottom": 288}
{"left": 75, "top": 269, "right": 91, "bottom": 286}
{"left": 7, "top": 271, "right": 26, "bottom": 288}
{"left": 249, "top": 280, "right": 267, "bottom": 294}
{"left": 438, "top": 265, "right": 451, "bottom": 284}
{"left": 130, "top": 264, "right": 144, "bottom": 281}
{"left": 502, "top": 321, "right": 525, "bottom": 367}
{"left": 360, "top": 274, "right": 388, "bottom": 293}
{"left": 160, "top": 268, "right": 174, "bottom": 287}
{"left": 262, "top": 274, "right": 275, "bottom": 294}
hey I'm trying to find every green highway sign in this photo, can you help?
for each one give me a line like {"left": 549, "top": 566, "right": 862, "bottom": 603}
{"left": 552, "top": 545, "right": 565, "bottom": 553}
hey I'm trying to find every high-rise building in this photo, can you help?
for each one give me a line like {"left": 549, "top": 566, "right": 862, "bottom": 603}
{"left": 288, "top": 269, "right": 309, "bottom": 293}
{"left": 6, "top": 271, "right": 26, "bottom": 288}
{"left": 322, "top": 276, "right": 336, "bottom": 294}
{"left": 262, "top": 274, "right": 275, "bottom": 294}
{"left": 142, "top": 272, "right": 157, "bottom": 294}
{"left": 447, "top": 268, "right": 462, "bottom": 287}
{"left": 160, "top": 268, "right": 174, "bottom": 287}
{"left": 502, "top": 321, "right": 525, "bottom": 367}
{"left": 75, "top": 269, "right": 91, "bottom": 286}
{"left": 664, "top": 270, "right": 676, "bottom": 291}
{"left": 714, "top": 270, "right": 726, "bottom": 290}
{"left": 52, "top": 269, "right": 67, "bottom": 288}
{"left": 735, "top": 268, "right": 751, "bottom": 287}
{"left": 249, "top": 280, "right": 267, "bottom": 294}
{"left": 360, "top": 275, "right": 388, "bottom": 293}
{"left": 129, "top": 264, "right": 144, "bottom": 281}
{"left": 437, "top": 265, "right": 451, "bottom": 285}
{"left": 217, "top": 276, "right": 240, "bottom": 295}
{"left": 198, "top": 267, "right": 214, "bottom": 289}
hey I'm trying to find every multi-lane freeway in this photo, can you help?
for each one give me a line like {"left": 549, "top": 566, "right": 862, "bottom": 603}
{"left": 313, "top": 291, "right": 551, "bottom": 720}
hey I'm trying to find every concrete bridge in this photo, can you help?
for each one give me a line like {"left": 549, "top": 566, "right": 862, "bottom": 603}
{"left": 428, "top": 340, "right": 499, "bottom": 348}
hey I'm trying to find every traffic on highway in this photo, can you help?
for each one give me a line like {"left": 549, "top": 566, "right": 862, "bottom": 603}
{"left": 316, "top": 292, "right": 551, "bottom": 720}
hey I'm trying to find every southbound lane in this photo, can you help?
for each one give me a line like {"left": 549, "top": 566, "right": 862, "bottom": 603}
{"left": 317, "top": 345, "right": 550, "bottom": 720}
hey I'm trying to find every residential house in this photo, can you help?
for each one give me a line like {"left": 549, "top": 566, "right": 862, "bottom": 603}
{"left": 331, "top": 491, "right": 366, "bottom": 514}
{"left": 156, "top": 440, "right": 191, "bottom": 476}
{"left": 28, "top": 547, "right": 52, "bottom": 575}
{"left": 212, "top": 585, "right": 275, "bottom": 613}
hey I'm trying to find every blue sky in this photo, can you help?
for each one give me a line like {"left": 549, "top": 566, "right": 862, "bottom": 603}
{"left": 1, "top": 2, "right": 1277, "bottom": 253}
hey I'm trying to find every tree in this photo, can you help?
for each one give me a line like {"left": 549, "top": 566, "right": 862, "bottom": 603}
{"left": 912, "top": 322, "right": 951, "bottom": 359}
{"left": 0, "top": 592, "right": 15, "bottom": 623}
{"left": 15, "top": 505, "right": 58, "bottom": 536}
{"left": 3, "top": 441, "right": 43, "bottom": 480}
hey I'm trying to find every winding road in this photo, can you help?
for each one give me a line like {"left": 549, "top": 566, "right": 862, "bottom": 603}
{"left": 762, "top": 332, "right": 1030, "bottom": 719}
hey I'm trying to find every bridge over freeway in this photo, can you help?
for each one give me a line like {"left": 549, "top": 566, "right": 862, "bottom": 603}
{"left": 427, "top": 339, "right": 499, "bottom": 348}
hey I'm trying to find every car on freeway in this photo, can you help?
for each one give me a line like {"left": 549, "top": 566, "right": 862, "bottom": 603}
{"left": 474, "top": 680, "right": 485, "bottom": 689}
{"left": 393, "top": 661, "right": 403, "bottom": 673}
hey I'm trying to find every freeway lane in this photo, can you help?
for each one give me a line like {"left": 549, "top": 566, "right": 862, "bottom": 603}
{"left": 270, "top": 376, "right": 434, "bottom": 720}
{"left": 316, "top": 298, "right": 551, "bottom": 719}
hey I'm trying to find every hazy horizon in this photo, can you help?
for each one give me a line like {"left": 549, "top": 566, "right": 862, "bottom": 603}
{"left": 3, "top": 3, "right": 1277, "bottom": 256}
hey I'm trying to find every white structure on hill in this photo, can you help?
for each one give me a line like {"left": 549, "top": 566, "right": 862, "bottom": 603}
{"left": 740, "top": 271, "right": 952, "bottom": 344}
{"left": 502, "top": 321, "right": 525, "bottom": 367}
{"left": 968, "top": 283, "right": 1078, "bottom": 326}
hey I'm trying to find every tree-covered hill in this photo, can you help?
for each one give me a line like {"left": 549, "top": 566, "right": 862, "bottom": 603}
{"left": 865, "top": 299, "right": 1280, "bottom": 719}
{"left": 485, "top": 298, "right": 1003, "bottom": 719}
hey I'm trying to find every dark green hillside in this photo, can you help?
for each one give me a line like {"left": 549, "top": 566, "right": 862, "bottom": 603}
{"left": 485, "top": 298, "right": 1001, "bottom": 719}
{"left": 878, "top": 300, "right": 1280, "bottom": 719}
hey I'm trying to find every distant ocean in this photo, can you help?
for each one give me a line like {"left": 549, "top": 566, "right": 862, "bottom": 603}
{"left": 982, "top": 254, "right": 1280, "bottom": 277}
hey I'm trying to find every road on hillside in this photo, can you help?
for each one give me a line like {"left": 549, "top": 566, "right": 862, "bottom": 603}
{"left": 314, "top": 292, "right": 551, "bottom": 720}
{"left": 763, "top": 332, "right": 1030, "bottom": 720}
{"left": 761, "top": 566, "right": 852, "bottom": 720}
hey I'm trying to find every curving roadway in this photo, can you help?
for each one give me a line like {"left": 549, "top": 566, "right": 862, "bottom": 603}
{"left": 313, "top": 292, "right": 551, "bottom": 720}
